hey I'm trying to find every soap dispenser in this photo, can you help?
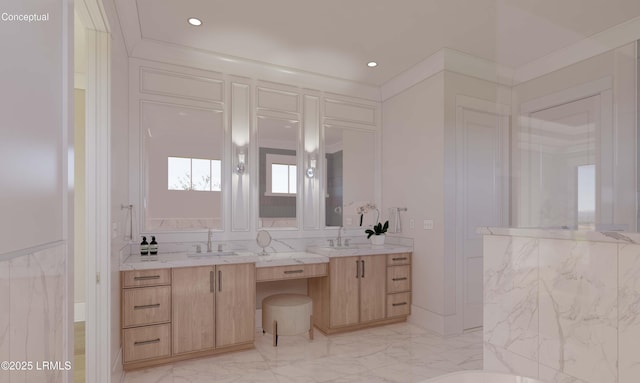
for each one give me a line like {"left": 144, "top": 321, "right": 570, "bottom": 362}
{"left": 140, "top": 236, "right": 149, "bottom": 256}
{"left": 149, "top": 236, "right": 158, "bottom": 255}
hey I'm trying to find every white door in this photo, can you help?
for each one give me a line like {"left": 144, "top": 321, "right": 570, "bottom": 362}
{"left": 457, "top": 105, "right": 510, "bottom": 330}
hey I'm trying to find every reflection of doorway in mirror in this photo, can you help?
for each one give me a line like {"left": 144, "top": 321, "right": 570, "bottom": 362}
{"left": 257, "top": 115, "right": 299, "bottom": 229}
{"left": 325, "top": 151, "right": 343, "bottom": 226}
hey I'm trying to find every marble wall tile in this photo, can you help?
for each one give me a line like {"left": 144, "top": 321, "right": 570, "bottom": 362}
{"left": 9, "top": 244, "right": 67, "bottom": 383}
{"left": 483, "top": 342, "right": 539, "bottom": 379}
{"left": 618, "top": 243, "right": 640, "bottom": 383}
{"left": 484, "top": 235, "right": 539, "bottom": 361}
{"left": 539, "top": 364, "right": 588, "bottom": 383}
{"left": 538, "top": 239, "right": 618, "bottom": 383}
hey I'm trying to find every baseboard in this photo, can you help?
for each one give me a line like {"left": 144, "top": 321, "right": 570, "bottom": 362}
{"left": 74, "top": 302, "right": 85, "bottom": 322}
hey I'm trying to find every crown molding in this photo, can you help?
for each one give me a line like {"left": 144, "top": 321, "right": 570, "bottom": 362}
{"left": 514, "top": 15, "right": 640, "bottom": 84}
{"left": 380, "top": 48, "right": 514, "bottom": 101}
{"left": 130, "top": 38, "right": 382, "bottom": 101}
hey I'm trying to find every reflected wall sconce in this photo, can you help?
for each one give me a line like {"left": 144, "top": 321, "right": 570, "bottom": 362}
{"left": 235, "top": 148, "right": 246, "bottom": 175}
{"left": 306, "top": 154, "right": 317, "bottom": 178}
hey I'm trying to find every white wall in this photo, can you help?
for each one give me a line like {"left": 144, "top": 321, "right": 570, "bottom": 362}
{"left": 383, "top": 69, "right": 511, "bottom": 335}
{"left": 382, "top": 72, "right": 447, "bottom": 331}
{"left": 104, "top": 0, "right": 130, "bottom": 379}
{"left": 0, "top": 0, "right": 73, "bottom": 382}
{"left": 74, "top": 89, "right": 86, "bottom": 312}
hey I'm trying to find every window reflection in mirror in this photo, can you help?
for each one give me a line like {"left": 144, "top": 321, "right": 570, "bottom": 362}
{"left": 257, "top": 116, "right": 299, "bottom": 229}
{"left": 324, "top": 126, "right": 375, "bottom": 228}
{"left": 143, "top": 102, "right": 224, "bottom": 231}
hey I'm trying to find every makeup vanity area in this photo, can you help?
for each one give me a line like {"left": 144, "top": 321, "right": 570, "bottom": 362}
{"left": 119, "top": 245, "right": 413, "bottom": 370}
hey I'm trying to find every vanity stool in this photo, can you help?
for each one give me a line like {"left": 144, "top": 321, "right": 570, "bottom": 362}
{"left": 262, "top": 294, "right": 313, "bottom": 346}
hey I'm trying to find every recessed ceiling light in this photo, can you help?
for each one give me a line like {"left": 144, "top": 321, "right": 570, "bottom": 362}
{"left": 367, "top": 61, "right": 378, "bottom": 68}
{"left": 188, "top": 17, "right": 202, "bottom": 26}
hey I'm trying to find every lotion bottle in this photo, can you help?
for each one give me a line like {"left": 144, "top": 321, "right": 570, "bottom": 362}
{"left": 149, "top": 236, "right": 158, "bottom": 255}
{"left": 140, "top": 236, "right": 149, "bottom": 256}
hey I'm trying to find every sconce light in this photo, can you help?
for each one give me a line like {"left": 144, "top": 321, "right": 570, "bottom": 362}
{"left": 235, "top": 148, "right": 246, "bottom": 175}
{"left": 306, "top": 154, "right": 317, "bottom": 178}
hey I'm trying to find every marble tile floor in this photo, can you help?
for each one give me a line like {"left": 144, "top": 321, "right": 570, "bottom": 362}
{"left": 124, "top": 323, "right": 482, "bottom": 383}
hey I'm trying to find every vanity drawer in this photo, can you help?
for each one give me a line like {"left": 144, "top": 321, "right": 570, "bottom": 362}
{"left": 387, "top": 292, "right": 411, "bottom": 318}
{"left": 387, "top": 253, "right": 411, "bottom": 266}
{"left": 387, "top": 265, "right": 411, "bottom": 293}
{"left": 123, "top": 323, "right": 171, "bottom": 363}
{"left": 122, "top": 269, "right": 171, "bottom": 288}
{"left": 122, "top": 286, "right": 171, "bottom": 328}
{"left": 256, "top": 263, "right": 328, "bottom": 282}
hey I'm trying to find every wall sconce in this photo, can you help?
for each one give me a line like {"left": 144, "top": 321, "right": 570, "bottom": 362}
{"left": 306, "top": 154, "right": 317, "bottom": 178}
{"left": 235, "top": 148, "right": 246, "bottom": 175}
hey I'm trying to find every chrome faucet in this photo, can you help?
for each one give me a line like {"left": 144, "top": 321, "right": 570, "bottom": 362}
{"left": 207, "top": 229, "right": 213, "bottom": 253}
{"left": 337, "top": 226, "right": 344, "bottom": 247}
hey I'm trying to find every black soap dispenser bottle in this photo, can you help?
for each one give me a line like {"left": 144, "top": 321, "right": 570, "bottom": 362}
{"left": 149, "top": 236, "right": 158, "bottom": 255}
{"left": 140, "top": 236, "right": 149, "bottom": 256}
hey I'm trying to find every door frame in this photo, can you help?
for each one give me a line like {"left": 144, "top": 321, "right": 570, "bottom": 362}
{"left": 74, "top": 0, "right": 112, "bottom": 382}
{"left": 454, "top": 95, "right": 511, "bottom": 333}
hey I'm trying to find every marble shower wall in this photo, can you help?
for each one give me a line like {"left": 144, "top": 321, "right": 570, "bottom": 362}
{"left": 484, "top": 234, "right": 640, "bottom": 383}
{"left": 1, "top": 243, "right": 67, "bottom": 383}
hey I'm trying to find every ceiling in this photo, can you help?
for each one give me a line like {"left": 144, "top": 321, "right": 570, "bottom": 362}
{"left": 120, "top": 0, "right": 640, "bottom": 85}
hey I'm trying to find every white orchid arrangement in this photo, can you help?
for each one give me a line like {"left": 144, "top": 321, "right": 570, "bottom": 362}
{"left": 356, "top": 202, "right": 378, "bottom": 226}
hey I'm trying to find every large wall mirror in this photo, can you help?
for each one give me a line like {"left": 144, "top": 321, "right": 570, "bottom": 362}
{"left": 257, "top": 115, "right": 300, "bottom": 229}
{"left": 143, "top": 102, "right": 225, "bottom": 231}
{"left": 324, "top": 126, "right": 376, "bottom": 228}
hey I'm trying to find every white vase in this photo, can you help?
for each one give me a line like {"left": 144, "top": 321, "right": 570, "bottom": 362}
{"left": 370, "top": 234, "right": 385, "bottom": 246}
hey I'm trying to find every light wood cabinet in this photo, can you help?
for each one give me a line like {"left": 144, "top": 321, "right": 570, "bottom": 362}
{"left": 329, "top": 256, "right": 361, "bottom": 327}
{"left": 359, "top": 255, "right": 387, "bottom": 323}
{"left": 215, "top": 263, "right": 256, "bottom": 348}
{"left": 121, "top": 269, "right": 172, "bottom": 366}
{"left": 256, "top": 263, "right": 328, "bottom": 282}
{"left": 171, "top": 263, "right": 256, "bottom": 354}
{"left": 386, "top": 253, "right": 412, "bottom": 319}
{"left": 309, "top": 252, "right": 412, "bottom": 334}
{"left": 122, "top": 263, "right": 255, "bottom": 370}
{"left": 172, "top": 266, "right": 215, "bottom": 355}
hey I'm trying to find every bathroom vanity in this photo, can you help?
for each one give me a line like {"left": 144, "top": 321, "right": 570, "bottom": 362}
{"left": 120, "top": 245, "right": 412, "bottom": 370}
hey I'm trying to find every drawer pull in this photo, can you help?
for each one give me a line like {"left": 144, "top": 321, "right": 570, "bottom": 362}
{"left": 392, "top": 257, "right": 407, "bottom": 261}
{"left": 133, "top": 275, "right": 161, "bottom": 281}
{"left": 134, "top": 338, "right": 161, "bottom": 346}
{"left": 392, "top": 277, "right": 408, "bottom": 281}
{"left": 392, "top": 302, "right": 408, "bottom": 307}
{"left": 133, "top": 303, "right": 161, "bottom": 310}
{"left": 284, "top": 269, "right": 304, "bottom": 274}
{"left": 210, "top": 271, "right": 215, "bottom": 293}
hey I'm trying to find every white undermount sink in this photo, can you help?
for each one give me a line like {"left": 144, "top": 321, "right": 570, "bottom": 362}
{"left": 187, "top": 251, "right": 237, "bottom": 257}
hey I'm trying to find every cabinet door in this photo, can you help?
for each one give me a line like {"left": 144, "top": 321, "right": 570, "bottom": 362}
{"left": 329, "top": 256, "right": 360, "bottom": 327}
{"left": 359, "top": 255, "right": 387, "bottom": 323}
{"left": 215, "top": 263, "right": 256, "bottom": 348}
{"left": 172, "top": 266, "right": 215, "bottom": 354}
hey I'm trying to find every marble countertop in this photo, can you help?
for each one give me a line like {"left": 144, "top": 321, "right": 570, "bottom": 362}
{"left": 306, "top": 244, "right": 412, "bottom": 257}
{"left": 120, "top": 251, "right": 328, "bottom": 271}
{"left": 120, "top": 244, "right": 413, "bottom": 271}
{"left": 478, "top": 226, "right": 640, "bottom": 244}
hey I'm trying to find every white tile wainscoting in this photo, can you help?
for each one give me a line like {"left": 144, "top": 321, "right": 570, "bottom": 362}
{"left": 0, "top": 242, "right": 68, "bottom": 383}
{"left": 482, "top": 228, "right": 640, "bottom": 383}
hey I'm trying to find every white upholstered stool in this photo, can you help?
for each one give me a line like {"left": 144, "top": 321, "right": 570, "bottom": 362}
{"left": 262, "top": 294, "right": 313, "bottom": 346}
